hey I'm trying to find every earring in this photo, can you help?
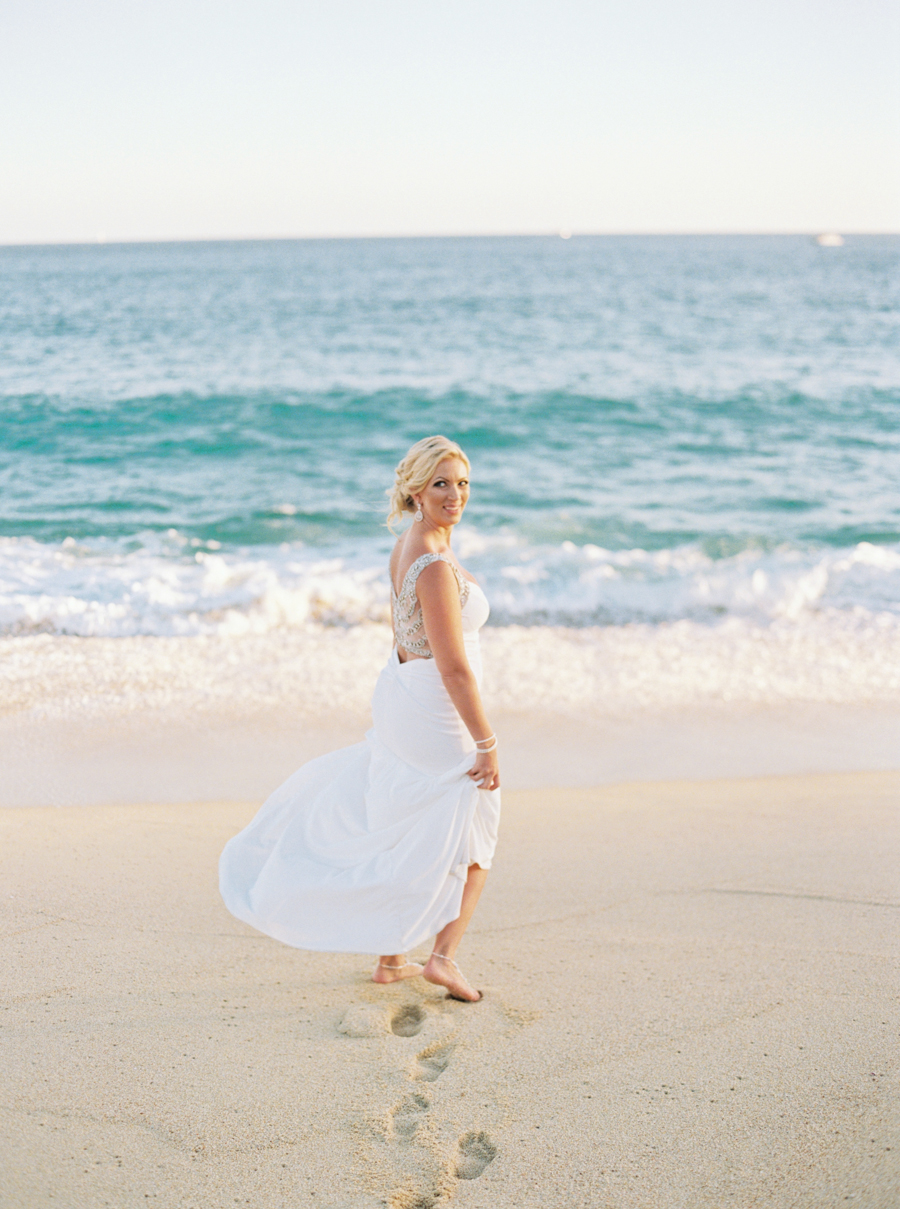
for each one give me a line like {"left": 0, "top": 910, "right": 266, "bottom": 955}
{"left": 414, "top": 503, "right": 424, "bottom": 522}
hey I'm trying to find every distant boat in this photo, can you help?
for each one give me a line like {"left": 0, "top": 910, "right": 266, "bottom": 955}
{"left": 816, "top": 232, "right": 844, "bottom": 246}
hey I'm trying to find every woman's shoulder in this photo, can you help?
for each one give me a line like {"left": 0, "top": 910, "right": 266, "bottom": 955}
{"left": 414, "top": 554, "right": 468, "bottom": 602}
{"left": 404, "top": 550, "right": 455, "bottom": 584}
{"left": 392, "top": 540, "right": 444, "bottom": 592}
{"left": 391, "top": 533, "right": 470, "bottom": 588}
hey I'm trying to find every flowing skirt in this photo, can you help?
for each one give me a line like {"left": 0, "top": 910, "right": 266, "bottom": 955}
{"left": 218, "top": 644, "right": 501, "bottom": 954}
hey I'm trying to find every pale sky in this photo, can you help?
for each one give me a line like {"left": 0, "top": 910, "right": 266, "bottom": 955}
{"left": 1, "top": 0, "right": 898, "bottom": 244}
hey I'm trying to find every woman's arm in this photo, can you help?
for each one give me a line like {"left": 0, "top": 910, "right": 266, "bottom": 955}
{"left": 416, "top": 561, "right": 499, "bottom": 790}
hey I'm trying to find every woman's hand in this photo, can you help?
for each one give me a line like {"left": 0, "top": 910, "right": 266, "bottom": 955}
{"left": 468, "top": 749, "right": 499, "bottom": 791}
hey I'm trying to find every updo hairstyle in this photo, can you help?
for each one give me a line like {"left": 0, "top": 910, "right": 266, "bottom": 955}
{"left": 386, "top": 435, "right": 470, "bottom": 531}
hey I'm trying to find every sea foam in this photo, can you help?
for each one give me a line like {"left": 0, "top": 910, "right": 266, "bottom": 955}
{"left": 3, "top": 530, "right": 899, "bottom": 723}
{"left": 2, "top": 531, "right": 899, "bottom": 640}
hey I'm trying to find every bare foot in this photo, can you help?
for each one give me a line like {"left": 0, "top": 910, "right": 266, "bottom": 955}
{"left": 422, "top": 953, "right": 482, "bottom": 1002}
{"left": 372, "top": 959, "right": 424, "bottom": 985}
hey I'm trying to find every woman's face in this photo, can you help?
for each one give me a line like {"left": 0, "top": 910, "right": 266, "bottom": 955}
{"left": 416, "top": 457, "right": 470, "bottom": 527}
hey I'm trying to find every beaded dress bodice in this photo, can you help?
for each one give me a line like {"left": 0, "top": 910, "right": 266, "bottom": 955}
{"left": 391, "top": 552, "right": 472, "bottom": 659}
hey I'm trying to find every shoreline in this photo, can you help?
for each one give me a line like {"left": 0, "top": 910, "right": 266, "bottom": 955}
{"left": 1, "top": 623, "right": 900, "bottom": 812}
{"left": 2, "top": 772, "right": 898, "bottom": 1207}
{"left": 4, "top": 620, "right": 900, "bottom": 719}
{"left": 2, "top": 627, "right": 900, "bottom": 808}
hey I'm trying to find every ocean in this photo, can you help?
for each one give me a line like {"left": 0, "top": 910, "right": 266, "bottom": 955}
{"left": 2, "top": 234, "right": 899, "bottom": 718}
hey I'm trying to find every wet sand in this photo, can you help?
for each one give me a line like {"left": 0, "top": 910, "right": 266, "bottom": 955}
{"left": 4, "top": 629, "right": 900, "bottom": 808}
{"left": 2, "top": 772, "right": 898, "bottom": 1208}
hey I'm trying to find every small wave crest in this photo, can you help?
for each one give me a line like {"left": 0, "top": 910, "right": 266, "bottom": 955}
{"left": 0, "top": 531, "right": 392, "bottom": 638}
{"left": 1, "top": 528, "right": 899, "bottom": 640}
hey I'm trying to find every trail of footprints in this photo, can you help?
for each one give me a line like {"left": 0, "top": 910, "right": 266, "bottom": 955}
{"left": 387, "top": 1002, "right": 497, "bottom": 1203}
{"left": 339, "top": 998, "right": 497, "bottom": 1207}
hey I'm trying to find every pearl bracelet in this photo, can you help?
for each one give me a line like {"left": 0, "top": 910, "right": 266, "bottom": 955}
{"left": 474, "top": 734, "right": 498, "bottom": 752}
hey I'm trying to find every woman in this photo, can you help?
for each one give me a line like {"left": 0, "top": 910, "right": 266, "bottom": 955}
{"left": 219, "top": 436, "right": 500, "bottom": 1003}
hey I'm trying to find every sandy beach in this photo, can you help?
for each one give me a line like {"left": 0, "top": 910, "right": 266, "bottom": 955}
{"left": 2, "top": 771, "right": 898, "bottom": 1208}
{"left": 3, "top": 171, "right": 900, "bottom": 1209}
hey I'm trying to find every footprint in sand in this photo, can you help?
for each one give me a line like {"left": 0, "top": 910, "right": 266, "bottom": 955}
{"left": 389, "top": 1092, "right": 430, "bottom": 1144}
{"left": 455, "top": 1131, "right": 497, "bottom": 1180}
{"left": 390, "top": 1003, "right": 427, "bottom": 1037}
{"left": 387, "top": 1182, "right": 443, "bottom": 1209}
{"left": 414, "top": 1040, "right": 456, "bottom": 1083}
{"left": 337, "top": 1003, "right": 390, "bottom": 1037}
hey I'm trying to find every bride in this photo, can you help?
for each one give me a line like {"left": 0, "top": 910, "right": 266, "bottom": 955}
{"left": 219, "top": 436, "right": 500, "bottom": 1003}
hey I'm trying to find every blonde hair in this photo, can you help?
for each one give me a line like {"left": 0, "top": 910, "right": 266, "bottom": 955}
{"left": 386, "top": 435, "right": 470, "bottom": 531}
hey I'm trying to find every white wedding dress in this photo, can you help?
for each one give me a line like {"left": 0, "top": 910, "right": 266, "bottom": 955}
{"left": 219, "top": 554, "right": 501, "bottom": 955}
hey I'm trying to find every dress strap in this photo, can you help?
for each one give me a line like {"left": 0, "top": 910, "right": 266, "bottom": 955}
{"left": 394, "top": 552, "right": 466, "bottom": 599}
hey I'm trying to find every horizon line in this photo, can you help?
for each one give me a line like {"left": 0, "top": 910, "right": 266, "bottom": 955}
{"left": 2, "top": 229, "right": 898, "bottom": 250}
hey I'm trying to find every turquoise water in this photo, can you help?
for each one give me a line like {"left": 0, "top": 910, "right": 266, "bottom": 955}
{"left": 1, "top": 235, "right": 898, "bottom": 634}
